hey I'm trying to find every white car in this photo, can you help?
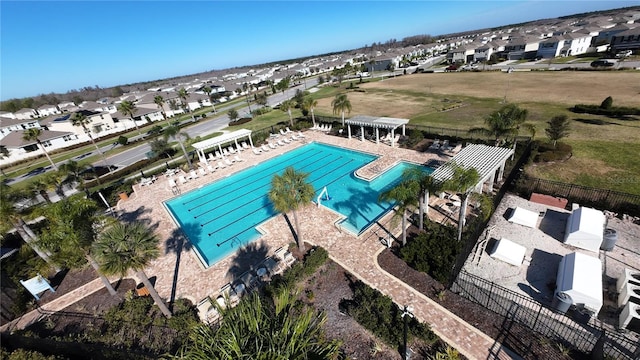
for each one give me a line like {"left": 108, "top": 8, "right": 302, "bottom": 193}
{"left": 616, "top": 50, "right": 632, "bottom": 58}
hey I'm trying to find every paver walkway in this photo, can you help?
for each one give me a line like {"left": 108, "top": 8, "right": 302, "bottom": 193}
{"left": 2, "top": 131, "right": 521, "bottom": 359}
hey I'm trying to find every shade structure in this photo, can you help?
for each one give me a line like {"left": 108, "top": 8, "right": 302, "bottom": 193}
{"left": 508, "top": 207, "right": 539, "bottom": 228}
{"left": 555, "top": 252, "right": 603, "bottom": 315}
{"left": 563, "top": 206, "right": 605, "bottom": 253}
{"left": 489, "top": 238, "right": 526, "bottom": 266}
{"left": 192, "top": 129, "right": 254, "bottom": 163}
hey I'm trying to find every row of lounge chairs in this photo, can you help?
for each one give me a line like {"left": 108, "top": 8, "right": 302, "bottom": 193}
{"left": 429, "top": 139, "right": 462, "bottom": 155}
{"left": 252, "top": 132, "right": 305, "bottom": 155}
{"left": 310, "top": 123, "right": 332, "bottom": 132}
{"left": 196, "top": 247, "right": 298, "bottom": 324}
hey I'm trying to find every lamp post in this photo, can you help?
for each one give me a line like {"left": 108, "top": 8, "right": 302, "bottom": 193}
{"left": 401, "top": 305, "right": 414, "bottom": 360}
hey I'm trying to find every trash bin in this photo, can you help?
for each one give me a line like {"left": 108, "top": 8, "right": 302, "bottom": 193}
{"left": 600, "top": 228, "right": 618, "bottom": 251}
{"left": 553, "top": 292, "right": 572, "bottom": 314}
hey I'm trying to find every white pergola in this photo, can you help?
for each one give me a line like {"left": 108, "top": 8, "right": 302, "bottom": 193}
{"left": 344, "top": 115, "right": 409, "bottom": 147}
{"left": 192, "top": 129, "right": 254, "bottom": 163}
{"left": 431, "top": 144, "right": 514, "bottom": 193}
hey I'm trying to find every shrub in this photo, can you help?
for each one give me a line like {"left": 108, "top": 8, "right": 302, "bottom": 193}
{"left": 253, "top": 106, "right": 273, "bottom": 116}
{"left": 399, "top": 223, "right": 459, "bottom": 283}
{"left": 265, "top": 246, "right": 329, "bottom": 294}
{"left": 228, "top": 117, "right": 252, "bottom": 126}
{"left": 534, "top": 142, "right": 572, "bottom": 162}
{"left": 600, "top": 96, "right": 613, "bottom": 109}
{"left": 341, "top": 280, "right": 437, "bottom": 349}
{"left": 117, "top": 136, "right": 128, "bottom": 146}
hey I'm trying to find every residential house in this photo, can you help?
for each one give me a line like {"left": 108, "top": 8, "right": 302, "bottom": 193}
{"left": 0, "top": 118, "right": 41, "bottom": 141}
{"left": 0, "top": 129, "right": 77, "bottom": 161}
{"left": 36, "top": 104, "right": 61, "bottom": 117}
{"left": 594, "top": 23, "right": 635, "bottom": 46}
{"left": 40, "top": 110, "right": 118, "bottom": 140}
{"left": 0, "top": 111, "right": 16, "bottom": 119}
{"left": 14, "top": 108, "right": 39, "bottom": 120}
{"left": 504, "top": 36, "right": 540, "bottom": 60}
{"left": 610, "top": 27, "right": 640, "bottom": 52}
{"left": 450, "top": 45, "right": 476, "bottom": 64}
{"left": 474, "top": 40, "right": 506, "bottom": 62}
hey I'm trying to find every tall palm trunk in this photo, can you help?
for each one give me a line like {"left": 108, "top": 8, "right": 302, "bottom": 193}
{"left": 457, "top": 194, "right": 470, "bottom": 241}
{"left": 16, "top": 218, "right": 59, "bottom": 271}
{"left": 418, "top": 191, "right": 425, "bottom": 231}
{"left": 37, "top": 140, "right": 58, "bottom": 171}
{"left": 341, "top": 111, "right": 345, "bottom": 126}
{"left": 84, "top": 127, "right": 110, "bottom": 172}
{"left": 310, "top": 108, "right": 316, "bottom": 128}
{"left": 291, "top": 209, "right": 305, "bottom": 253}
{"left": 87, "top": 254, "right": 117, "bottom": 295}
{"left": 287, "top": 109, "right": 294, "bottom": 127}
{"left": 136, "top": 270, "right": 172, "bottom": 318}
{"left": 401, "top": 210, "right": 407, "bottom": 246}
{"left": 176, "top": 137, "right": 192, "bottom": 169}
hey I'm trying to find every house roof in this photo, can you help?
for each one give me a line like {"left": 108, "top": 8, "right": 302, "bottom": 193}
{"left": 0, "top": 118, "right": 39, "bottom": 128}
{"left": 0, "top": 129, "right": 73, "bottom": 148}
{"left": 15, "top": 108, "right": 36, "bottom": 114}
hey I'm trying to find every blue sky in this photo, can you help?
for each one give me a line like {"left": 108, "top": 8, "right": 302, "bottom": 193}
{"left": 0, "top": 1, "right": 635, "bottom": 100}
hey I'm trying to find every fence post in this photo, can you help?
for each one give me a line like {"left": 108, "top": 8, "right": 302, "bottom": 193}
{"left": 487, "top": 282, "right": 494, "bottom": 309}
{"left": 532, "top": 304, "right": 543, "bottom": 330}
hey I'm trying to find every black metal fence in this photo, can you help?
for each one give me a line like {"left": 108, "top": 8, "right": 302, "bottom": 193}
{"left": 452, "top": 270, "right": 640, "bottom": 359}
{"left": 516, "top": 177, "right": 640, "bottom": 217}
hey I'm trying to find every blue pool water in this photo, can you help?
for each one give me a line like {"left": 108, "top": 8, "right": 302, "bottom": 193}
{"left": 164, "top": 142, "right": 433, "bottom": 266}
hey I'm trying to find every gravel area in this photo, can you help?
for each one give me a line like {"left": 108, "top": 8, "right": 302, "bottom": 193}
{"left": 461, "top": 193, "right": 640, "bottom": 334}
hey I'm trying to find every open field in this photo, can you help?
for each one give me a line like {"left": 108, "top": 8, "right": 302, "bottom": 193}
{"left": 313, "top": 71, "right": 640, "bottom": 194}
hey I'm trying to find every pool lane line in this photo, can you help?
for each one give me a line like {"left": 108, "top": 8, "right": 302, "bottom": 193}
{"left": 195, "top": 157, "right": 356, "bottom": 225}
{"left": 181, "top": 149, "right": 323, "bottom": 207}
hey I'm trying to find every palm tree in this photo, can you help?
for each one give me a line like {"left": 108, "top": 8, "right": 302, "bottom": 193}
{"left": 28, "top": 177, "right": 53, "bottom": 203}
{"left": 171, "top": 290, "right": 341, "bottom": 359}
{"left": 70, "top": 111, "right": 111, "bottom": 171}
{"left": 227, "top": 108, "right": 239, "bottom": 122}
{"left": 242, "top": 83, "right": 252, "bottom": 114}
{"left": 202, "top": 86, "right": 217, "bottom": 113}
{"left": 153, "top": 95, "right": 170, "bottom": 126}
{"left": 268, "top": 167, "right": 315, "bottom": 253}
{"left": 379, "top": 180, "right": 419, "bottom": 246}
{"left": 441, "top": 162, "right": 481, "bottom": 241}
{"left": 177, "top": 88, "right": 196, "bottom": 122}
{"left": 92, "top": 222, "right": 172, "bottom": 317}
{"left": 22, "top": 128, "right": 58, "bottom": 170}
{"left": 302, "top": 97, "right": 318, "bottom": 128}
{"left": 331, "top": 93, "right": 351, "bottom": 126}
{"left": 36, "top": 197, "right": 117, "bottom": 295}
{"left": 163, "top": 125, "right": 192, "bottom": 169}
{"left": 60, "top": 160, "right": 93, "bottom": 194}
{"left": 468, "top": 104, "right": 530, "bottom": 146}
{"left": 402, "top": 167, "right": 442, "bottom": 231}
{"left": 117, "top": 100, "right": 142, "bottom": 136}
{"left": 0, "top": 183, "right": 57, "bottom": 270}
{"left": 280, "top": 99, "right": 294, "bottom": 127}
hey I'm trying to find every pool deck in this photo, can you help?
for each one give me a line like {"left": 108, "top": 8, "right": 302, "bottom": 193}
{"left": 5, "top": 131, "right": 519, "bottom": 359}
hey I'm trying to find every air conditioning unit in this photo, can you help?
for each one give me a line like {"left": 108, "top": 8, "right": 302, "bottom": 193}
{"left": 616, "top": 268, "right": 640, "bottom": 292}
{"left": 617, "top": 282, "right": 640, "bottom": 308}
{"left": 619, "top": 301, "right": 640, "bottom": 332}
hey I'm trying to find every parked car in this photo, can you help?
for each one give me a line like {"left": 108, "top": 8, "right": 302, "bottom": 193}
{"left": 590, "top": 60, "right": 614, "bottom": 67}
{"left": 615, "top": 50, "right": 632, "bottom": 58}
{"left": 445, "top": 64, "right": 459, "bottom": 72}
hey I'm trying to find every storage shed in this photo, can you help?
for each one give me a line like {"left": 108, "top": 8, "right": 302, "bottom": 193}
{"left": 563, "top": 206, "right": 605, "bottom": 253}
{"left": 489, "top": 238, "right": 527, "bottom": 266}
{"left": 508, "top": 207, "right": 539, "bottom": 228}
{"left": 555, "top": 252, "right": 603, "bottom": 315}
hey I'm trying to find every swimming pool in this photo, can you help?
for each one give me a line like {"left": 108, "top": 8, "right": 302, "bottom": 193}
{"left": 164, "top": 142, "right": 433, "bottom": 266}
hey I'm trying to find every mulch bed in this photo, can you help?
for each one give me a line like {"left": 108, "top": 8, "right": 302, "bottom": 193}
{"left": 377, "top": 240, "right": 588, "bottom": 360}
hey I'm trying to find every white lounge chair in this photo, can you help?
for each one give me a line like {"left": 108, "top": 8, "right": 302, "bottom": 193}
{"left": 218, "top": 161, "right": 226, "bottom": 169}
{"left": 252, "top": 147, "right": 262, "bottom": 155}
{"left": 208, "top": 153, "right": 217, "bottom": 162}
{"left": 297, "top": 131, "right": 305, "bottom": 138}
{"left": 429, "top": 139, "right": 440, "bottom": 149}
{"left": 222, "top": 148, "right": 229, "bottom": 156}
{"left": 283, "top": 137, "right": 291, "bottom": 144}
{"left": 199, "top": 167, "right": 207, "bottom": 176}
{"left": 241, "top": 142, "right": 250, "bottom": 150}
{"left": 279, "top": 129, "right": 287, "bottom": 136}
{"left": 224, "top": 158, "right": 234, "bottom": 166}
{"left": 197, "top": 297, "right": 220, "bottom": 324}
{"left": 269, "top": 142, "right": 278, "bottom": 149}
{"left": 189, "top": 169, "right": 199, "bottom": 179}
{"left": 233, "top": 155, "right": 243, "bottom": 162}
{"left": 285, "top": 127, "right": 293, "bottom": 133}
{"left": 179, "top": 175, "right": 188, "bottom": 184}
{"left": 261, "top": 145, "right": 270, "bottom": 152}
{"left": 215, "top": 151, "right": 223, "bottom": 159}
{"left": 228, "top": 146, "right": 236, "bottom": 154}
{"left": 207, "top": 164, "right": 216, "bottom": 173}
{"left": 235, "top": 144, "right": 243, "bottom": 153}
{"left": 168, "top": 178, "right": 178, "bottom": 188}
{"left": 326, "top": 124, "right": 332, "bottom": 132}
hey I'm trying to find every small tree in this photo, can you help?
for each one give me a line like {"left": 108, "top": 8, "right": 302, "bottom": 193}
{"left": 545, "top": 114, "right": 571, "bottom": 147}
{"left": 600, "top": 96, "right": 613, "bottom": 110}
{"left": 228, "top": 108, "right": 239, "bottom": 122}
{"left": 280, "top": 100, "right": 294, "bottom": 127}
